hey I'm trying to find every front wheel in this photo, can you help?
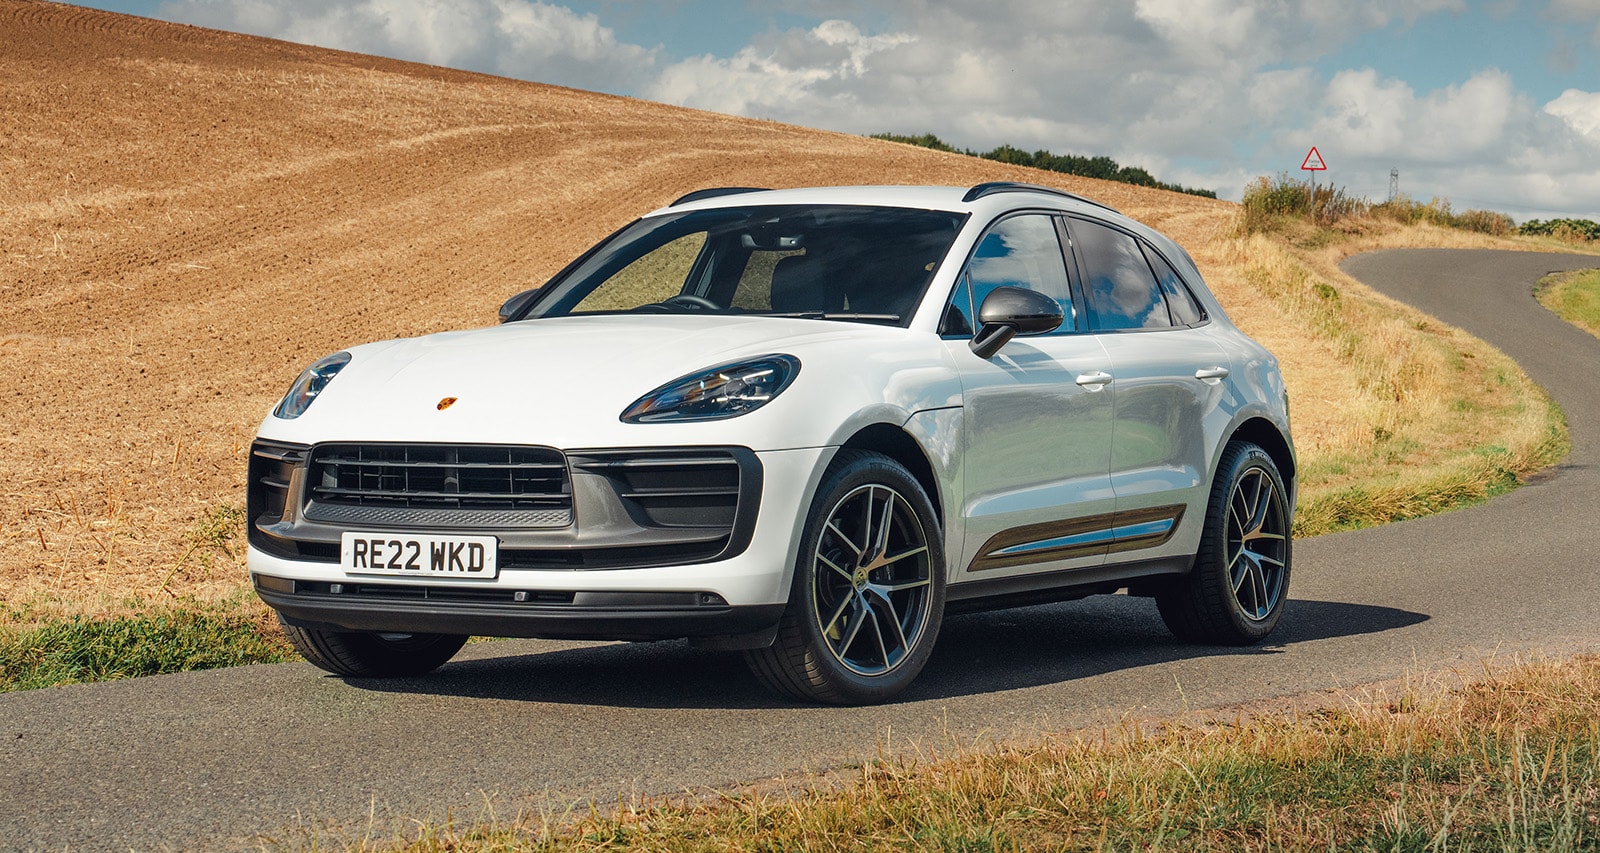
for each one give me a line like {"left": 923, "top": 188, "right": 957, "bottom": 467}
{"left": 1157, "top": 441, "right": 1292, "bottom": 645}
{"left": 279, "top": 616, "right": 468, "bottom": 677}
{"left": 745, "top": 450, "right": 945, "bottom": 704}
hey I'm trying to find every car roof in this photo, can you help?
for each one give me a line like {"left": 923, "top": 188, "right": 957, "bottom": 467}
{"left": 646, "top": 184, "right": 1119, "bottom": 220}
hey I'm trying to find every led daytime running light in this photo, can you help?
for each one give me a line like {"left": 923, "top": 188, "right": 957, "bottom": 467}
{"left": 622, "top": 355, "right": 799, "bottom": 423}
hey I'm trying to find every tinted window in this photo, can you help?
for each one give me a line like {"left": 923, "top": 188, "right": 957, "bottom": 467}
{"left": 960, "top": 214, "right": 1074, "bottom": 332}
{"left": 536, "top": 205, "right": 967, "bottom": 327}
{"left": 1143, "top": 245, "right": 1205, "bottom": 326}
{"left": 1072, "top": 218, "right": 1172, "bottom": 331}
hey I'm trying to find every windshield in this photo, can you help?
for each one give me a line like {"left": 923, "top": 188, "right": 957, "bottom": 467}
{"left": 529, "top": 205, "right": 968, "bottom": 327}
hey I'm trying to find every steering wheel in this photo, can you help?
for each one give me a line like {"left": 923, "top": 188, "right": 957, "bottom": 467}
{"left": 661, "top": 294, "right": 719, "bottom": 311}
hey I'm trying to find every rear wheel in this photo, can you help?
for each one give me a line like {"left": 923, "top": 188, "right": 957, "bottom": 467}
{"left": 279, "top": 616, "right": 468, "bottom": 677}
{"left": 1157, "top": 441, "right": 1292, "bottom": 644}
{"left": 745, "top": 450, "right": 945, "bottom": 704}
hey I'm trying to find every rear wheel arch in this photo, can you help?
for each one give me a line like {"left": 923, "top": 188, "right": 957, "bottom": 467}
{"left": 1227, "top": 417, "right": 1295, "bottom": 493}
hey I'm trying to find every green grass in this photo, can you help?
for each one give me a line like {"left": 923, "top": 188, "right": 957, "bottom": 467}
{"left": 1537, "top": 270, "right": 1600, "bottom": 340}
{"left": 0, "top": 600, "right": 294, "bottom": 692}
{"left": 289, "top": 656, "right": 1600, "bottom": 851}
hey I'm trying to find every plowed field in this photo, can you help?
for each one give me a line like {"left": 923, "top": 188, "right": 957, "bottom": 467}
{"left": 0, "top": 0, "right": 1246, "bottom": 607}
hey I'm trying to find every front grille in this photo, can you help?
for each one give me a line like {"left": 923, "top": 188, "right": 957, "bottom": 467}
{"left": 304, "top": 443, "right": 572, "bottom": 529}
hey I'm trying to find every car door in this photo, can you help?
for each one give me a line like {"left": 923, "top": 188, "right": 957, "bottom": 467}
{"left": 944, "top": 213, "right": 1118, "bottom": 583}
{"left": 1065, "top": 215, "right": 1233, "bottom": 564}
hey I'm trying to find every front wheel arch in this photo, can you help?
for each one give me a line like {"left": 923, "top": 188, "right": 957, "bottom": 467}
{"left": 837, "top": 422, "right": 944, "bottom": 527}
{"left": 744, "top": 449, "right": 946, "bottom": 704}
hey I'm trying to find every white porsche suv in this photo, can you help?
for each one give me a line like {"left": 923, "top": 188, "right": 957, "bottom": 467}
{"left": 248, "top": 183, "right": 1294, "bottom": 704}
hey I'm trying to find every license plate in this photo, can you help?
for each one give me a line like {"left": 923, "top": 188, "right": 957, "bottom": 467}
{"left": 340, "top": 532, "right": 499, "bottom": 579}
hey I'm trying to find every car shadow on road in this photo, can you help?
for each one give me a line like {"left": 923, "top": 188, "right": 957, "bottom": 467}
{"left": 343, "top": 597, "right": 1427, "bottom": 710}
{"left": 347, "top": 598, "right": 1427, "bottom": 710}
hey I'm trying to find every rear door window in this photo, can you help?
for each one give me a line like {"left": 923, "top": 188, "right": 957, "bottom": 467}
{"left": 1069, "top": 217, "right": 1173, "bottom": 331}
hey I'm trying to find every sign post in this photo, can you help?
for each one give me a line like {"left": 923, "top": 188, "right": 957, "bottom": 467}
{"left": 1301, "top": 147, "right": 1327, "bottom": 221}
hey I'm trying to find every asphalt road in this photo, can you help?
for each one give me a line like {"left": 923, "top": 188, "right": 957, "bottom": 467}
{"left": 4, "top": 249, "right": 1599, "bottom": 851}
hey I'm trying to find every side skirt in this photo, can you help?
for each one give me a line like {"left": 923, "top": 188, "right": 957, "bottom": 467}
{"left": 945, "top": 553, "right": 1193, "bottom": 615}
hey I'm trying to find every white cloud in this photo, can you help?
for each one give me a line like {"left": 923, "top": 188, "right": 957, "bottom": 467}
{"left": 1134, "top": 0, "right": 1466, "bottom": 66}
{"left": 1309, "top": 68, "right": 1528, "bottom": 162}
{"left": 156, "top": 0, "right": 659, "bottom": 93}
{"left": 1281, "top": 68, "right": 1600, "bottom": 219}
{"left": 1545, "top": 89, "right": 1600, "bottom": 138}
{"left": 647, "top": 19, "right": 912, "bottom": 118}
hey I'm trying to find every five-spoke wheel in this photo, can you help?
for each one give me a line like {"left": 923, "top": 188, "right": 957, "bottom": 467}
{"left": 746, "top": 450, "right": 945, "bottom": 704}
{"left": 812, "top": 482, "right": 936, "bottom": 676}
{"left": 1226, "top": 463, "right": 1289, "bottom": 622}
{"left": 1157, "top": 441, "right": 1292, "bottom": 644}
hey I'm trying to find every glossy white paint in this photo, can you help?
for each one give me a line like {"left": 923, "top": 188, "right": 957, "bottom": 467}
{"left": 249, "top": 184, "right": 1293, "bottom": 641}
{"left": 255, "top": 316, "right": 961, "bottom": 452}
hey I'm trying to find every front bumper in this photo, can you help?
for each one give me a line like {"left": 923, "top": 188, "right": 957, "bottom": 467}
{"left": 246, "top": 443, "right": 831, "bottom": 639}
{"left": 255, "top": 573, "right": 786, "bottom": 642}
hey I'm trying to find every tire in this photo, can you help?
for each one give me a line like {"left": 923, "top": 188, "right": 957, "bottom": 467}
{"left": 1157, "top": 441, "right": 1292, "bottom": 645}
{"left": 745, "top": 450, "right": 945, "bottom": 705}
{"left": 279, "top": 615, "right": 468, "bottom": 677}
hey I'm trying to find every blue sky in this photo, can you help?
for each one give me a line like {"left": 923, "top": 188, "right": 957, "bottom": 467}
{"left": 72, "top": 0, "right": 1600, "bottom": 220}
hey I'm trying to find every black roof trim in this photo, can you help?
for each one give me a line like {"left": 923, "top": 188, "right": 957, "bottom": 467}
{"left": 962, "top": 181, "right": 1119, "bottom": 212}
{"left": 670, "top": 187, "right": 772, "bottom": 206}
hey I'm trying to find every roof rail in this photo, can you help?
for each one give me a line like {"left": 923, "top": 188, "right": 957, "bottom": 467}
{"left": 962, "top": 181, "right": 1118, "bottom": 212}
{"left": 669, "top": 187, "right": 772, "bottom": 206}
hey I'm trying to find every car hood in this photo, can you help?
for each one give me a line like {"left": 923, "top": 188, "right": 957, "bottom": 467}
{"left": 256, "top": 315, "right": 960, "bottom": 450}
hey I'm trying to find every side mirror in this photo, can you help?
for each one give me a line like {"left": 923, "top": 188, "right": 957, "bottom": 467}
{"left": 969, "top": 286, "right": 1065, "bottom": 359}
{"left": 497, "top": 287, "right": 545, "bottom": 324}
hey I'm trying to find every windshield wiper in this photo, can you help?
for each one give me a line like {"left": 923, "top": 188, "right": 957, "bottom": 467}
{"left": 767, "top": 312, "right": 902, "bottom": 323}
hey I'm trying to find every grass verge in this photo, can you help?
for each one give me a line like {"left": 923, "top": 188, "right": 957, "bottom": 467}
{"left": 282, "top": 655, "right": 1600, "bottom": 851}
{"left": 1537, "top": 270, "right": 1600, "bottom": 341}
{"left": 1217, "top": 218, "right": 1587, "bottom": 536}
{"left": 0, "top": 595, "right": 294, "bottom": 692}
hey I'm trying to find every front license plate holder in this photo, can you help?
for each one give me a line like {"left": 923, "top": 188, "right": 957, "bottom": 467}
{"left": 340, "top": 532, "right": 499, "bottom": 579}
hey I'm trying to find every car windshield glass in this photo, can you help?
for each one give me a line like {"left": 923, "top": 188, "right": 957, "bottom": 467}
{"left": 531, "top": 205, "right": 968, "bottom": 327}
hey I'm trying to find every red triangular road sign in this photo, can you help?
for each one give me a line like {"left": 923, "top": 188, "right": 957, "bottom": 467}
{"left": 1301, "top": 147, "right": 1327, "bottom": 171}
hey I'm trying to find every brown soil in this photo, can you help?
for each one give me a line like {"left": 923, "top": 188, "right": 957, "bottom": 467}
{"left": 0, "top": 0, "right": 1233, "bottom": 608}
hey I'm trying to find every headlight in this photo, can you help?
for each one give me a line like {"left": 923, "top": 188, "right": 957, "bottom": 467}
{"left": 621, "top": 355, "right": 800, "bottom": 423}
{"left": 272, "top": 351, "right": 351, "bottom": 419}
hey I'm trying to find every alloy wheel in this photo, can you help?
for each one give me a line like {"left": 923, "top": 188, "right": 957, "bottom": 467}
{"left": 1227, "top": 466, "right": 1288, "bottom": 621}
{"left": 811, "top": 483, "right": 934, "bottom": 675}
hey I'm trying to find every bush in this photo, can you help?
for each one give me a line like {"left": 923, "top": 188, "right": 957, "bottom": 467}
{"left": 1240, "top": 173, "right": 1369, "bottom": 232}
{"left": 1521, "top": 218, "right": 1600, "bottom": 241}
{"left": 1454, "top": 208, "right": 1516, "bottom": 236}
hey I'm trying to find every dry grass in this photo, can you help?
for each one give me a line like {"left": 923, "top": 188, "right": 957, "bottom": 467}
{"left": 266, "top": 655, "right": 1600, "bottom": 851}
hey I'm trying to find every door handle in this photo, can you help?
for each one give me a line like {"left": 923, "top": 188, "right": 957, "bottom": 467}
{"left": 1075, "top": 371, "right": 1113, "bottom": 389}
{"left": 1194, "top": 366, "right": 1230, "bottom": 384}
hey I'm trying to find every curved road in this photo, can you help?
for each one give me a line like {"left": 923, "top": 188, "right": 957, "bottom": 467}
{"left": 4, "top": 250, "right": 1599, "bottom": 850}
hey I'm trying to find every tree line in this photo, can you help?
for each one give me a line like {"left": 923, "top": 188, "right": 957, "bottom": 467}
{"left": 871, "top": 132, "right": 1218, "bottom": 199}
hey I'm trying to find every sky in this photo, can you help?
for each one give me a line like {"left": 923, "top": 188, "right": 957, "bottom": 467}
{"left": 71, "top": 0, "right": 1600, "bottom": 221}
